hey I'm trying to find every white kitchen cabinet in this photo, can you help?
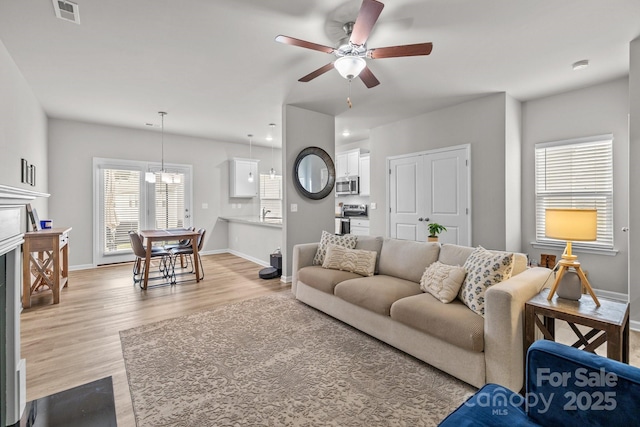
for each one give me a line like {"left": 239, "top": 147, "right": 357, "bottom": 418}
{"left": 230, "top": 158, "right": 259, "bottom": 198}
{"left": 350, "top": 218, "right": 370, "bottom": 236}
{"left": 359, "top": 154, "right": 370, "bottom": 196}
{"left": 336, "top": 149, "right": 361, "bottom": 178}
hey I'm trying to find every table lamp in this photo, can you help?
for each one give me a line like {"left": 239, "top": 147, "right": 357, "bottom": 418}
{"left": 545, "top": 208, "right": 600, "bottom": 306}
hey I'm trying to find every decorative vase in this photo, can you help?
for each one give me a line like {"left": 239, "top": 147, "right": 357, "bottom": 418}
{"left": 428, "top": 236, "right": 438, "bottom": 242}
{"left": 556, "top": 269, "right": 583, "bottom": 301}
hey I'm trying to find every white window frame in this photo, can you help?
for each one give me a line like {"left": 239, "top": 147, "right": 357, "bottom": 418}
{"left": 93, "top": 157, "right": 193, "bottom": 266}
{"left": 532, "top": 134, "right": 615, "bottom": 255}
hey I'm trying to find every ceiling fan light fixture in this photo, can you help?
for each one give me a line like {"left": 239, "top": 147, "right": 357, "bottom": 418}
{"left": 335, "top": 56, "right": 366, "bottom": 80}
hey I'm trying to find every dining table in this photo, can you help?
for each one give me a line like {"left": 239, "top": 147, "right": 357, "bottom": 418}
{"left": 138, "top": 228, "right": 201, "bottom": 290}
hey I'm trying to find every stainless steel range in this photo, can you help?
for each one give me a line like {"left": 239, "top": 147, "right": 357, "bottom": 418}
{"left": 335, "top": 204, "right": 367, "bottom": 235}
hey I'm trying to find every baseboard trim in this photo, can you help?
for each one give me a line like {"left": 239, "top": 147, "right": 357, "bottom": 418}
{"left": 593, "top": 289, "right": 628, "bottom": 303}
{"left": 280, "top": 275, "right": 292, "bottom": 283}
{"left": 226, "top": 250, "right": 270, "bottom": 267}
{"left": 69, "top": 264, "right": 95, "bottom": 271}
{"left": 198, "top": 249, "right": 228, "bottom": 256}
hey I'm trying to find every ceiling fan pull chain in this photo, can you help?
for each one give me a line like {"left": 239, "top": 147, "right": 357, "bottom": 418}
{"left": 347, "top": 79, "right": 353, "bottom": 108}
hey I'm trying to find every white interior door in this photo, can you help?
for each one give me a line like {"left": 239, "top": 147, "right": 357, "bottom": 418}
{"left": 424, "top": 147, "right": 470, "bottom": 245}
{"left": 388, "top": 145, "right": 470, "bottom": 244}
{"left": 389, "top": 156, "right": 425, "bottom": 240}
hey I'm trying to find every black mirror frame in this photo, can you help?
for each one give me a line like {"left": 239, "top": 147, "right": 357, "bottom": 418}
{"left": 293, "top": 146, "right": 336, "bottom": 200}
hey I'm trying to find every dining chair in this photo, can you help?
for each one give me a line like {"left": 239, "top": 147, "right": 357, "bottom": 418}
{"left": 164, "top": 226, "right": 195, "bottom": 268}
{"left": 169, "top": 228, "right": 206, "bottom": 280}
{"left": 128, "top": 230, "right": 173, "bottom": 287}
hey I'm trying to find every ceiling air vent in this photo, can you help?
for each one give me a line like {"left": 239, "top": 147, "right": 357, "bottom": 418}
{"left": 52, "top": 0, "right": 80, "bottom": 24}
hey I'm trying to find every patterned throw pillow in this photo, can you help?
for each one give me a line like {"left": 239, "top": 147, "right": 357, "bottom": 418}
{"left": 322, "top": 244, "right": 377, "bottom": 277}
{"left": 313, "top": 231, "right": 358, "bottom": 265}
{"left": 419, "top": 261, "right": 467, "bottom": 303}
{"left": 459, "top": 246, "right": 514, "bottom": 317}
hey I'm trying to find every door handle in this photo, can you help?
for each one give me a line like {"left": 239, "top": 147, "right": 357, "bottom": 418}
{"left": 418, "top": 217, "right": 424, "bottom": 221}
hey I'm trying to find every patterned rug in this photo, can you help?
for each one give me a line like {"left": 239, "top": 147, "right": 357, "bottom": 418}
{"left": 120, "top": 293, "right": 475, "bottom": 426}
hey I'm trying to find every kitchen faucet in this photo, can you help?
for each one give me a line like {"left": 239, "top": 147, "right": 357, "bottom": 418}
{"left": 262, "top": 207, "right": 271, "bottom": 220}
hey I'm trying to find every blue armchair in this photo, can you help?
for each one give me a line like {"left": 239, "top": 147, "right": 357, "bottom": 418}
{"left": 440, "top": 340, "right": 640, "bottom": 426}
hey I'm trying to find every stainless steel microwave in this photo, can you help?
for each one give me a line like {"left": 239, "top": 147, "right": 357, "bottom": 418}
{"left": 336, "top": 176, "right": 359, "bottom": 195}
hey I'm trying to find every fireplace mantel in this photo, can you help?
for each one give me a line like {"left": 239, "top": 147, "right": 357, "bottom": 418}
{"left": 0, "top": 184, "right": 49, "bottom": 205}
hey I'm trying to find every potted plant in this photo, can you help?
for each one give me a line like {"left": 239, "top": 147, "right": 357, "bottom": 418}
{"left": 427, "top": 223, "right": 447, "bottom": 242}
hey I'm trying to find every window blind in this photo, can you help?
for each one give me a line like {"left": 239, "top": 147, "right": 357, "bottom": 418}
{"left": 260, "top": 174, "right": 283, "bottom": 218}
{"left": 534, "top": 135, "right": 613, "bottom": 249}
{"left": 154, "top": 172, "right": 186, "bottom": 229}
{"left": 103, "top": 168, "right": 140, "bottom": 253}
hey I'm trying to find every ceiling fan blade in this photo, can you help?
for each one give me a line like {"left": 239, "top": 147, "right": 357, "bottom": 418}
{"left": 299, "top": 63, "right": 335, "bottom": 82}
{"left": 359, "top": 66, "right": 380, "bottom": 88}
{"left": 350, "top": 0, "right": 385, "bottom": 46}
{"left": 275, "top": 35, "right": 335, "bottom": 54}
{"left": 368, "top": 42, "right": 433, "bottom": 59}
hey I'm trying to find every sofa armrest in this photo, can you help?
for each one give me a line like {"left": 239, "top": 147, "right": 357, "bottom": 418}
{"left": 291, "top": 242, "right": 319, "bottom": 296}
{"left": 484, "top": 267, "right": 555, "bottom": 392}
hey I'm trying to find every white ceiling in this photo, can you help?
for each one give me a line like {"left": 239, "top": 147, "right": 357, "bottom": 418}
{"left": 1, "top": 0, "right": 639, "bottom": 147}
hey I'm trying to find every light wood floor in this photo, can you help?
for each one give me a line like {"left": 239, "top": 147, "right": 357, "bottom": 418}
{"left": 21, "top": 255, "right": 640, "bottom": 426}
{"left": 20, "top": 253, "right": 289, "bottom": 427}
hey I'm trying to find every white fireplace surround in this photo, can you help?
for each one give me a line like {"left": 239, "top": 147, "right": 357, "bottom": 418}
{"left": 0, "top": 184, "right": 49, "bottom": 426}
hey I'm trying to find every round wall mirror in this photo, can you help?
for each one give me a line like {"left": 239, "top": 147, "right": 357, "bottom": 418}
{"left": 293, "top": 147, "right": 336, "bottom": 200}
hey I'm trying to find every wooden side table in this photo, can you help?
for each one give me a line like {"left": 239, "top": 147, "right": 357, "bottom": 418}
{"left": 525, "top": 288, "right": 629, "bottom": 362}
{"left": 22, "top": 227, "right": 72, "bottom": 308}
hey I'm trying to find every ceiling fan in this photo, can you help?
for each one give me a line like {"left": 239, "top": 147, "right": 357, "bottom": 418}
{"left": 275, "top": 0, "right": 433, "bottom": 89}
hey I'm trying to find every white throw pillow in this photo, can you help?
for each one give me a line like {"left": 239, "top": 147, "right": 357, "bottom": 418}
{"left": 322, "top": 244, "right": 377, "bottom": 277}
{"left": 419, "top": 261, "right": 467, "bottom": 303}
{"left": 459, "top": 246, "right": 514, "bottom": 317}
{"left": 313, "top": 231, "right": 357, "bottom": 265}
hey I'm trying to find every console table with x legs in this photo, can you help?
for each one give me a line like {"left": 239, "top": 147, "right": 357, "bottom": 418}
{"left": 525, "top": 288, "right": 629, "bottom": 363}
{"left": 22, "top": 227, "right": 72, "bottom": 308}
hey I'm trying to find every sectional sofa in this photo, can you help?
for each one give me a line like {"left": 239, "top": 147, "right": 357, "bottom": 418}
{"left": 291, "top": 235, "right": 554, "bottom": 392}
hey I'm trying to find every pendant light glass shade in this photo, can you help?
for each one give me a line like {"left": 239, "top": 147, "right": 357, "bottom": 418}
{"left": 268, "top": 123, "right": 276, "bottom": 179}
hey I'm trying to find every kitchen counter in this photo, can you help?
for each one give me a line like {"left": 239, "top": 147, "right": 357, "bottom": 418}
{"left": 219, "top": 216, "right": 283, "bottom": 228}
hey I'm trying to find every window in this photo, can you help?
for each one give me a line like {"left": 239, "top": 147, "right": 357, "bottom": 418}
{"left": 103, "top": 168, "right": 140, "bottom": 253}
{"left": 260, "top": 174, "right": 282, "bottom": 218}
{"left": 535, "top": 134, "right": 613, "bottom": 249}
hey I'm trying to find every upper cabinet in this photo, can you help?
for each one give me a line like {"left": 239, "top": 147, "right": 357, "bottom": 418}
{"left": 230, "top": 158, "right": 259, "bottom": 198}
{"left": 359, "top": 154, "right": 370, "bottom": 196}
{"left": 336, "top": 149, "right": 361, "bottom": 178}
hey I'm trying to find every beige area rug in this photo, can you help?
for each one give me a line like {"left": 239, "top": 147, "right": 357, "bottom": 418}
{"left": 120, "top": 293, "right": 475, "bottom": 426}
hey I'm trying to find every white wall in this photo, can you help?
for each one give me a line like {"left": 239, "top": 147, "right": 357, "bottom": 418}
{"left": 48, "top": 118, "right": 282, "bottom": 267}
{"left": 0, "top": 40, "right": 48, "bottom": 218}
{"left": 521, "top": 77, "right": 630, "bottom": 294}
{"left": 282, "top": 105, "right": 335, "bottom": 278}
{"left": 227, "top": 222, "right": 282, "bottom": 266}
{"left": 368, "top": 93, "right": 515, "bottom": 250}
{"left": 629, "top": 37, "right": 640, "bottom": 322}
{"left": 505, "top": 94, "right": 522, "bottom": 252}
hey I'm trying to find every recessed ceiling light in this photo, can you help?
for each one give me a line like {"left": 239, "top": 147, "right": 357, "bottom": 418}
{"left": 342, "top": 130, "right": 350, "bottom": 137}
{"left": 572, "top": 59, "right": 589, "bottom": 71}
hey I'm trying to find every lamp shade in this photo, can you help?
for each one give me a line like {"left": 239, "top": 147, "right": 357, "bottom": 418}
{"left": 334, "top": 56, "right": 366, "bottom": 79}
{"left": 545, "top": 208, "right": 597, "bottom": 241}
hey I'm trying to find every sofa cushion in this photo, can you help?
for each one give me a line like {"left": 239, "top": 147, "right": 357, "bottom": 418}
{"left": 322, "top": 244, "right": 377, "bottom": 277}
{"left": 354, "top": 235, "right": 384, "bottom": 274}
{"left": 438, "top": 244, "right": 475, "bottom": 267}
{"left": 334, "top": 275, "right": 422, "bottom": 316}
{"left": 459, "top": 246, "right": 515, "bottom": 317}
{"left": 312, "top": 230, "right": 357, "bottom": 265}
{"left": 419, "top": 261, "right": 467, "bottom": 303}
{"left": 298, "top": 266, "right": 363, "bottom": 294}
{"left": 378, "top": 239, "right": 440, "bottom": 283}
{"left": 390, "top": 293, "right": 485, "bottom": 352}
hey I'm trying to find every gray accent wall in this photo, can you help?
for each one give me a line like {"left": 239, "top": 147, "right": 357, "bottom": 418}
{"left": 282, "top": 105, "right": 335, "bottom": 278}
{"left": 0, "top": 40, "right": 48, "bottom": 218}
{"left": 521, "top": 77, "right": 630, "bottom": 295}
{"left": 368, "top": 93, "right": 516, "bottom": 250}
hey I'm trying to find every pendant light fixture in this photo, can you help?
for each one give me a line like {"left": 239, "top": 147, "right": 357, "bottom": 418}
{"left": 146, "top": 112, "right": 181, "bottom": 184}
{"left": 268, "top": 123, "right": 276, "bottom": 179}
{"left": 247, "top": 134, "right": 254, "bottom": 183}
